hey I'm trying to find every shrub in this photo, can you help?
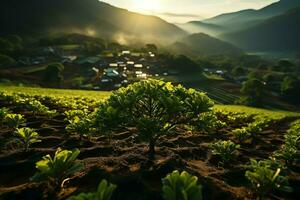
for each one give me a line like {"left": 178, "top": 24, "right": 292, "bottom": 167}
{"left": 95, "top": 79, "right": 213, "bottom": 159}
{"left": 67, "top": 179, "right": 117, "bottom": 200}
{"left": 4, "top": 114, "right": 26, "bottom": 129}
{"left": 232, "top": 128, "right": 251, "bottom": 143}
{"left": 209, "top": 140, "right": 240, "bottom": 164}
{"left": 245, "top": 159, "right": 292, "bottom": 199}
{"left": 31, "top": 148, "right": 84, "bottom": 187}
{"left": 14, "top": 127, "right": 41, "bottom": 151}
{"left": 162, "top": 170, "right": 202, "bottom": 200}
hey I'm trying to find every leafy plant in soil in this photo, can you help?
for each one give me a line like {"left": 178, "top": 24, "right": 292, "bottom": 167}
{"left": 66, "top": 117, "right": 92, "bottom": 139}
{"left": 0, "top": 107, "right": 10, "bottom": 123}
{"left": 31, "top": 148, "right": 84, "bottom": 188}
{"left": 95, "top": 79, "right": 213, "bottom": 159}
{"left": 245, "top": 159, "right": 292, "bottom": 199}
{"left": 67, "top": 179, "right": 117, "bottom": 200}
{"left": 232, "top": 128, "right": 251, "bottom": 143}
{"left": 14, "top": 127, "right": 41, "bottom": 151}
{"left": 4, "top": 113, "right": 26, "bottom": 129}
{"left": 162, "top": 170, "right": 203, "bottom": 200}
{"left": 193, "top": 111, "right": 226, "bottom": 133}
{"left": 209, "top": 140, "right": 240, "bottom": 164}
{"left": 246, "top": 117, "right": 270, "bottom": 136}
{"left": 64, "top": 109, "right": 88, "bottom": 122}
{"left": 274, "top": 121, "right": 300, "bottom": 165}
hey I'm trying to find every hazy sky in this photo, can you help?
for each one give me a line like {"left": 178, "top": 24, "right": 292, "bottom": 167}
{"left": 100, "top": 0, "right": 278, "bottom": 23}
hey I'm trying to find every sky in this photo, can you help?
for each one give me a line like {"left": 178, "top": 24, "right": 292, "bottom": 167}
{"left": 100, "top": 0, "right": 278, "bottom": 23}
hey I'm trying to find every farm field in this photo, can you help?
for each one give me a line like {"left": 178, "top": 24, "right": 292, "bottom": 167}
{"left": 0, "top": 81, "right": 300, "bottom": 200}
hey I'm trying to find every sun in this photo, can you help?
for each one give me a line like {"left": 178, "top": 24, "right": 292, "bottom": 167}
{"left": 131, "top": 0, "right": 161, "bottom": 12}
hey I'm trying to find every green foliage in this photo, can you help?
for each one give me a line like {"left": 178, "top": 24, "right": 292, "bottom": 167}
{"left": 66, "top": 117, "right": 92, "bottom": 138}
{"left": 64, "top": 110, "right": 88, "bottom": 122}
{"left": 162, "top": 170, "right": 202, "bottom": 200}
{"left": 281, "top": 76, "right": 300, "bottom": 104}
{"left": 245, "top": 159, "right": 291, "bottom": 199}
{"left": 246, "top": 117, "right": 270, "bottom": 135}
{"left": 26, "top": 99, "right": 56, "bottom": 116}
{"left": 0, "top": 54, "right": 16, "bottom": 68}
{"left": 67, "top": 179, "right": 117, "bottom": 200}
{"left": 193, "top": 112, "right": 226, "bottom": 133}
{"left": 240, "top": 78, "right": 265, "bottom": 106}
{"left": 31, "top": 148, "right": 84, "bottom": 187}
{"left": 209, "top": 140, "right": 240, "bottom": 164}
{"left": 95, "top": 79, "right": 213, "bottom": 158}
{"left": 14, "top": 127, "right": 41, "bottom": 151}
{"left": 0, "top": 107, "right": 10, "bottom": 122}
{"left": 232, "top": 128, "right": 251, "bottom": 143}
{"left": 274, "top": 120, "right": 300, "bottom": 165}
{"left": 44, "top": 63, "right": 64, "bottom": 86}
{"left": 4, "top": 114, "right": 26, "bottom": 129}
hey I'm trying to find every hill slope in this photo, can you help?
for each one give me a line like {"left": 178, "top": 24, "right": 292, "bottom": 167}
{"left": 202, "top": 0, "right": 300, "bottom": 32}
{"left": 0, "top": 0, "right": 186, "bottom": 43}
{"left": 221, "top": 7, "right": 300, "bottom": 51}
{"left": 169, "top": 33, "right": 243, "bottom": 57}
{"left": 177, "top": 21, "right": 226, "bottom": 37}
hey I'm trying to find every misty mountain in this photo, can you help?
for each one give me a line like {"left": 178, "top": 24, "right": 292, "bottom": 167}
{"left": 177, "top": 21, "right": 226, "bottom": 37}
{"left": 169, "top": 33, "right": 243, "bottom": 57}
{"left": 221, "top": 7, "right": 300, "bottom": 51}
{"left": 0, "top": 0, "right": 186, "bottom": 44}
{"left": 203, "top": 0, "right": 300, "bottom": 32}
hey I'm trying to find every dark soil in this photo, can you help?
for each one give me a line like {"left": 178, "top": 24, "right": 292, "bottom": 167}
{"left": 0, "top": 101, "right": 299, "bottom": 200}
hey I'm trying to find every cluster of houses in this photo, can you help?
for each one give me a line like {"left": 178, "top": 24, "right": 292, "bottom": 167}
{"left": 15, "top": 45, "right": 170, "bottom": 90}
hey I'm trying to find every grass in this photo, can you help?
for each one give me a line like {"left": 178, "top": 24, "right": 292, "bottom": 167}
{"left": 0, "top": 86, "right": 111, "bottom": 98}
{"left": 1, "top": 86, "right": 299, "bottom": 119}
{"left": 214, "top": 105, "right": 300, "bottom": 119}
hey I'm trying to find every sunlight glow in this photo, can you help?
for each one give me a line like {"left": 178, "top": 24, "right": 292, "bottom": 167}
{"left": 130, "top": 0, "right": 161, "bottom": 12}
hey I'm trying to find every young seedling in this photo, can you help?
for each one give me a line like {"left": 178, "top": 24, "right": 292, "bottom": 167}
{"left": 67, "top": 179, "right": 117, "bottom": 200}
{"left": 66, "top": 117, "right": 91, "bottom": 139}
{"left": 14, "top": 127, "right": 41, "bottom": 151}
{"left": 31, "top": 148, "right": 84, "bottom": 188}
{"left": 232, "top": 128, "right": 251, "bottom": 143}
{"left": 4, "top": 114, "right": 26, "bottom": 129}
{"left": 209, "top": 140, "right": 240, "bottom": 164}
{"left": 162, "top": 170, "right": 203, "bottom": 200}
{"left": 194, "top": 112, "right": 226, "bottom": 133}
{"left": 245, "top": 159, "right": 292, "bottom": 199}
{"left": 0, "top": 107, "right": 10, "bottom": 124}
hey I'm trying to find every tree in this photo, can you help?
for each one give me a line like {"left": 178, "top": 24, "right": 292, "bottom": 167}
{"left": 167, "top": 55, "right": 202, "bottom": 72}
{"left": 44, "top": 63, "right": 64, "bottom": 86}
{"left": 145, "top": 44, "right": 157, "bottom": 53}
{"left": 231, "top": 66, "right": 246, "bottom": 76}
{"left": 240, "top": 78, "right": 265, "bottom": 106}
{"left": 95, "top": 80, "right": 213, "bottom": 159}
{"left": 281, "top": 76, "right": 300, "bottom": 104}
{"left": 0, "top": 54, "right": 16, "bottom": 68}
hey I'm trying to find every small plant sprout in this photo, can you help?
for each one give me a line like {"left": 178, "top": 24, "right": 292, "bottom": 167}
{"left": 66, "top": 117, "right": 91, "bottom": 139}
{"left": 162, "top": 170, "right": 203, "bottom": 200}
{"left": 67, "top": 179, "right": 117, "bottom": 200}
{"left": 209, "top": 140, "right": 240, "bottom": 164}
{"left": 31, "top": 148, "right": 84, "bottom": 188}
{"left": 4, "top": 114, "right": 26, "bottom": 129}
{"left": 245, "top": 159, "right": 292, "bottom": 199}
{"left": 0, "top": 107, "right": 10, "bottom": 123}
{"left": 14, "top": 127, "right": 41, "bottom": 151}
{"left": 232, "top": 128, "right": 251, "bottom": 143}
